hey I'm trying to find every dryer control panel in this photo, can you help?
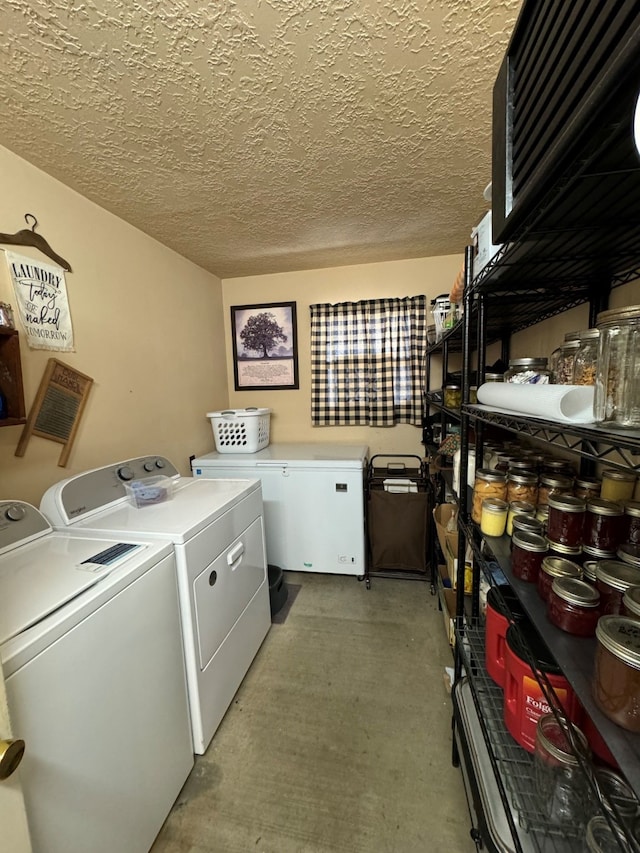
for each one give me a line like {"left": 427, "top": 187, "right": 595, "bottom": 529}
{"left": 40, "top": 456, "right": 181, "bottom": 524}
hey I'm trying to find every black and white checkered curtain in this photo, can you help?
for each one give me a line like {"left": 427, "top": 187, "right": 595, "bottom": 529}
{"left": 310, "top": 296, "right": 427, "bottom": 426}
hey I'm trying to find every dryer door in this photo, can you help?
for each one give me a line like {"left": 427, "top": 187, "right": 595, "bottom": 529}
{"left": 193, "top": 516, "right": 266, "bottom": 670}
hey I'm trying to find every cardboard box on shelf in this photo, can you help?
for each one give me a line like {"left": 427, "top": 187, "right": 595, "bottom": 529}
{"left": 433, "top": 503, "right": 473, "bottom": 592}
{"left": 434, "top": 503, "right": 458, "bottom": 559}
{"left": 439, "top": 583, "right": 457, "bottom": 648}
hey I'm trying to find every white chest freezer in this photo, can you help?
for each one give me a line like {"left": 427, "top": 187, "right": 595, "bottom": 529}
{"left": 192, "top": 443, "right": 368, "bottom": 576}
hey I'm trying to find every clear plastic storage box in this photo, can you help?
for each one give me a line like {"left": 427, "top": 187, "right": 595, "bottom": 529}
{"left": 125, "top": 476, "right": 174, "bottom": 507}
{"left": 207, "top": 407, "right": 271, "bottom": 453}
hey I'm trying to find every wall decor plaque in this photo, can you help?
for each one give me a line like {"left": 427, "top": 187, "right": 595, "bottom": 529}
{"left": 15, "top": 358, "right": 93, "bottom": 466}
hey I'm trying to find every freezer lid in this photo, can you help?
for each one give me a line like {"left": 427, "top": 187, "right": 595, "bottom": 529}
{"left": 192, "top": 442, "right": 369, "bottom": 471}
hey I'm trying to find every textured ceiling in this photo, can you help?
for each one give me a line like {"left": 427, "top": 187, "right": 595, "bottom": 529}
{"left": 0, "top": 0, "right": 521, "bottom": 278}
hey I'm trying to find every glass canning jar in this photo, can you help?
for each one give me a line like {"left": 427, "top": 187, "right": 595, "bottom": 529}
{"left": 583, "top": 560, "right": 598, "bottom": 585}
{"left": 511, "top": 531, "right": 548, "bottom": 582}
{"left": 504, "top": 357, "right": 551, "bottom": 384}
{"left": 538, "top": 557, "right": 582, "bottom": 602}
{"left": 583, "top": 499, "right": 625, "bottom": 558}
{"left": 538, "top": 474, "right": 574, "bottom": 507}
{"left": 547, "top": 539, "right": 583, "bottom": 565}
{"left": 506, "top": 471, "right": 538, "bottom": 506}
{"left": 534, "top": 714, "right": 593, "bottom": 830}
{"left": 573, "top": 328, "right": 599, "bottom": 386}
{"left": 586, "top": 816, "right": 629, "bottom": 853}
{"left": 480, "top": 498, "right": 508, "bottom": 537}
{"left": 555, "top": 340, "right": 580, "bottom": 385}
{"left": 623, "top": 501, "right": 640, "bottom": 545}
{"left": 512, "top": 514, "right": 544, "bottom": 539}
{"left": 594, "top": 766, "right": 640, "bottom": 826}
{"left": 547, "top": 494, "right": 586, "bottom": 548}
{"left": 574, "top": 476, "right": 601, "bottom": 501}
{"left": 601, "top": 469, "right": 637, "bottom": 503}
{"left": 443, "top": 384, "right": 461, "bottom": 409}
{"left": 506, "top": 500, "right": 536, "bottom": 536}
{"left": 622, "top": 586, "right": 640, "bottom": 621}
{"left": 484, "top": 372, "right": 504, "bottom": 383}
{"left": 595, "top": 305, "right": 640, "bottom": 428}
{"left": 616, "top": 543, "right": 640, "bottom": 571}
{"left": 548, "top": 577, "right": 600, "bottom": 636}
{"left": 593, "top": 615, "right": 640, "bottom": 732}
{"left": 542, "top": 458, "right": 575, "bottom": 478}
{"left": 595, "top": 560, "right": 640, "bottom": 615}
{"left": 472, "top": 469, "right": 507, "bottom": 524}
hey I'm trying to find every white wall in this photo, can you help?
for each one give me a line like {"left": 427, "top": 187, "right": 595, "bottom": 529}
{"left": 222, "top": 255, "right": 463, "bottom": 458}
{"left": 0, "top": 146, "right": 228, "bottom": 505}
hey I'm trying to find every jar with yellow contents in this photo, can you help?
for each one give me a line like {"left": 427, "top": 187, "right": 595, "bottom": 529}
{"left": 472, "top": 469, "right": 507, "bottom": 525}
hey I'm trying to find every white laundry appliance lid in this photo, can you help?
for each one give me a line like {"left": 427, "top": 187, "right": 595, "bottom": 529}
{"left": 40, "top": 455, "right": 261, "bottom": 542}
{"left": 0, "top": 501, "right": 170, "bottom": 648}
{"left": 192, "top": 442, "right": 369, "bottom": 471}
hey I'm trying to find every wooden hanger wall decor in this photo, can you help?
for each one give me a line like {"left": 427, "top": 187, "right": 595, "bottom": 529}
{"left": 0, "top": 213, "right": 72, "bottom": 272}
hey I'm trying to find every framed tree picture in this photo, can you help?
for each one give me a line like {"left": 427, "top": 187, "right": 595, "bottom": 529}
{"left": 231, "top": 301, "right": 299, "bottom": 390}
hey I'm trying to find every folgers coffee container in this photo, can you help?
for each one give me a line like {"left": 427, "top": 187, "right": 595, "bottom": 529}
{"left": 503, "top": 622, "right": 581, "bottom": 752}
{"left": 485, "top": 585, "right": 527, "bottom": 688}
{"left": 593, "top": 616, "right": 640, "bottom": 732}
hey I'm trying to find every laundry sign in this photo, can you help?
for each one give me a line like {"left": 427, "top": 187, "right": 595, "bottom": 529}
{"left": 5, "top": 250, "right": 74, "bottom": 351}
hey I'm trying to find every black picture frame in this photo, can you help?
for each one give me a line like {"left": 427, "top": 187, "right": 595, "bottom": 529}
{"left": 231, "top": 301, "right": 299, "bottom": 391}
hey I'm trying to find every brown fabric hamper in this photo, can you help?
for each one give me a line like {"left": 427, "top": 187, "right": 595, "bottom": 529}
{"left": 367, "top": 488, "right": 429, "bottom": 572}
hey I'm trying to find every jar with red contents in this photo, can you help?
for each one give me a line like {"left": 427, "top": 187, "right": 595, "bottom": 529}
{"left": 623, "top": 501, "right": 640, "bottom": 546}
{"left": 583, "top": 499, "right": 625, "bottom": 559}
{"left": 547, "top": 577, "right": 600, "bottom": 636}
{"left": 593, "top": 616, "right": 640, "bottom": 732}
{"left": 511, "top": 531, "right": 548, "bottom": 582}
{"left": 546, "top": 538, "right": 583, "bottom": 566}
{"left": 622, "top": 586, "right": 640, "bottom": 621}
{"left": 485, "top": 585, "right": 528, "bottom": 688}
{"left": 547, "top": 494, "right": 586, "bottom": 548}
{"left": 617, "top": 543, "right": 640, "bottom": 572}
{"left": 504, "top": 622, "right": 582, "bottom": 752}
{"left": 595, "top": 561, "right": 640, "bottom": 615}
{"left": 538, "top": 557, "right": 582, "bottom": 602}
{"left": 582, "top": 560, "right": 598, "bottom": 586}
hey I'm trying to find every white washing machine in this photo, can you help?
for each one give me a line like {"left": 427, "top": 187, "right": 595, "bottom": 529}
{"left": 0, "top": 500, "right": 193, "bottom": 853}
{"left": 40, "top": 455, "right": 271, "bottom": 755}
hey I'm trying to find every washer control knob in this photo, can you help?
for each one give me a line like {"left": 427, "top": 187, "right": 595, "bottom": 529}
{"left": 143, "top": 461, "right": 155, "bottom": 472}
{"left": 155, "top": 459, "right": 166, "bottom": 469}
{"left": 5, "top": 504, "right": 25, "bottom": 522}
{"left": 117, "top": 466, "right": 135, "bottom": 481}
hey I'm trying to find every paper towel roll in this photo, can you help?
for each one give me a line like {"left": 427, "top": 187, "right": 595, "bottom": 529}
{"left": 476, "top": 383, "right": 595, "bottom": 424}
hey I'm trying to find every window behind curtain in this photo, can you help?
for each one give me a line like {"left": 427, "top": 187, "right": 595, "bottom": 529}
{"left": 310, "top": 295, "right": 427, "bottom": 426}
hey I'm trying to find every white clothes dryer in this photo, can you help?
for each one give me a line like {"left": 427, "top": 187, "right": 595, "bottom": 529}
{"left": 41, "top": 455, "right": 271, "bottom": 754}
{"left": 0, "top": 501, "right": 193, "bottom": 853}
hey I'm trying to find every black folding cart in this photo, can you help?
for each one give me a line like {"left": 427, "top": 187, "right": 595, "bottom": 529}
{"left": 362, "top": 454, "right": 434, "bottom": 589}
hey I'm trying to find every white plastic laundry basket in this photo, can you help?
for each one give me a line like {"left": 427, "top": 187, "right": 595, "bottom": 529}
{"left": 207, "top": 408, "right": 271, "bottom": 453}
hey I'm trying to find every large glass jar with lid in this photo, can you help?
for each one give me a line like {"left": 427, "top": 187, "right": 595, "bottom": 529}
{"left": 595, "top": 305, "right": 640, "bottom": 428}
{"left": 504, "top": 357, "right": 551, "bottom": 384}
{"left": 554, "top": 340, "right": 580, "bottom": 384}
{"left": 471, "top": 469, "right": 507, "bottom": 524}
{"left": 573, "top": 328, "right": 599, "bottom": 386}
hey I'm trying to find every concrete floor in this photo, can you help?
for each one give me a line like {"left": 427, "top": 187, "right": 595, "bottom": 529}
{"left": 151, "top": 571, "right": 475, "bottom": 853}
